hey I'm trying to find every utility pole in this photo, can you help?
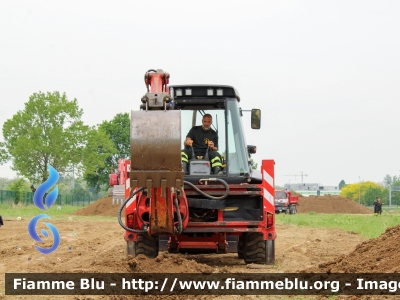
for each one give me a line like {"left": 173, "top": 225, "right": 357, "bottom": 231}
{"left": 72, "top": 165, "right": 75, "bottom": 189}
{"left": 389, "top": 185, "right": 400, "bottom": 209}
{"left": 283, "top": 171, "right": 308, "bottom": 184}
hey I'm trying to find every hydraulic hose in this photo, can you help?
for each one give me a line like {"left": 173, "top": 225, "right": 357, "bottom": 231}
{"left": 117, "top": 187, "right": 148, "bottom": 233}
{"left": 183, "top": 178, "right": 229, "bottom": 200}
{"left": 174, "top": 196, "right": 183, "bottom": 235}
{"left": 118, "top": 178, "right": 228, "bottom": 233}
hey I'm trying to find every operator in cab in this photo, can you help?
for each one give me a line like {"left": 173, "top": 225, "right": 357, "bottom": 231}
{"left": 181, "top": 114, "right": 223, "bottom": 175}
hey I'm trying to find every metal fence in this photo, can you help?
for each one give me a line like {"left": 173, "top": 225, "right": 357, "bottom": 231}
{"left": 0, "top": 190, "right": 95, "bottom": 206}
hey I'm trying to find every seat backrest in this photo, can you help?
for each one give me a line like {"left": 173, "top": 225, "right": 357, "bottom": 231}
{"left": 189, "top": 160, "right": 211, "bottom": 175}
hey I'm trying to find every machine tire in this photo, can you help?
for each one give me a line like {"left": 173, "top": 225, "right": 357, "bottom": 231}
{"left": 244, "top": 233, "right": 275, "bottom": 265}
{"left": 289, "top": 205, "right": 297, "bottom": 214}
{"left": 128, "top": 234, "right": 159, "bottom": 258}
{"left": 243, "top": 232, "right": 265, "bottom": 264}
{"left": 237, "top": 235, "right": 245, "bottom": 259}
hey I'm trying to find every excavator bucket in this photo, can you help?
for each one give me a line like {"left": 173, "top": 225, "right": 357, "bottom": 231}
{"left": 130, "top": 110, "right": 183, "bottom": 235}
{"left": 130, "top": 110, "right": 183, "bottom": 188}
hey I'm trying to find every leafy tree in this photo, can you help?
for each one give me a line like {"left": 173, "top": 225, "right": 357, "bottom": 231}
{"left": 363, "top": 185, "right": 386, "bottom": 206}
{"left": 386, "top": 175, "right": 400, "bottom": 208}
{"left": 71, "top": 181, "right": 91, "bottom": 199}
{"left": 340, "top": 181, "right": 382, "bottom": 204}
{"left": 0, "top": 91, "right": 114, "bottom": 183}
{"left": 250, "top": 158, "right": 258, "bottom": 170}
{"left": 83, "top": 113, "right": 129, "bottom": 192}
{"left": 57, "top": 175, "right": 106, "bottom": 200}
{"left": 100, "top": 113, "right": 130, "bottom": 162}
{"left": 338, "top": 180, "right": 346, "bottom": 190}
{"left": 383, "top": 174, "right": 393, "bottom": 186}
{"left": 6, "top": 178, "right": 31, "bottom": 204}
{"left": 0, "top": 177, "right": 12, "bottom": 190}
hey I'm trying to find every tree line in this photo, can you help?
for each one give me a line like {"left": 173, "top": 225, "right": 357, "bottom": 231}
{"left": 339, "top": 176, "right": 400, "bottom": 207}
{"left": 0, "top": 91, "right": 130, "bottom": 196}
{"left": 1, "top": 91, "right": 398, "bottom": 205}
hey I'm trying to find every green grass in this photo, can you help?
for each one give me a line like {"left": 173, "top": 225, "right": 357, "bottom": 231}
{"left": 3, "top": 204, "right": 400, "bottom": 239}
{"left": 381, "top": 205, "right": 400, "bottom": 212}
{"left": 0, "top": 203, "right": 116, "bottom": 222}
{"left": 276, "top": 212, "right": 400, "bottom": 239}
{"left": 0, "top": 203, "right": 81, "bottom": 217}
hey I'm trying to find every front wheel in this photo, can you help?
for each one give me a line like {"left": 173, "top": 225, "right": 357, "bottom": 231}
{"left": 126, "top": 234, "right": 159, "bottom": 258}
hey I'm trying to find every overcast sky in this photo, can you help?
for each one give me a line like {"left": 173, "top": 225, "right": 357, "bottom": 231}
{"left": 0, "top": 0, "right": 399, "bottom": 186}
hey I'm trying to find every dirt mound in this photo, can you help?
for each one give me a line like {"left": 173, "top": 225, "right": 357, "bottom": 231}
{"left": 306, "top": 224, "right": 400, "bottom": 273}
{"left": 75, "top": 195, "right": 372, "bottom": 217}
{"left": 72, "top": 196, "right": 123, "bottom": 217}
{"left": 1, "top": 218, "right": 368, "bottom": 299}
{"left": 127, "top": 253, "right": 216, "bottom": 274}
{"left": 297, "top": 195, "right": 372, "bottom": 214}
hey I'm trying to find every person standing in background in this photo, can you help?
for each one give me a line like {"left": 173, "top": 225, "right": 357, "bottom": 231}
{"left": 373, "top": 197, "right": 379, "bottom": 215}
{"left": 376, "top": 198, "right": 382, "bottom": 215}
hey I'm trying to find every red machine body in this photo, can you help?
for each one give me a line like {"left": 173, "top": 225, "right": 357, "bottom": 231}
{"left": 109, "top": 173, "right": 118, "bottom": 186}
{"left": 109, "top": 159, "right": 130, "bottom": 187}
{"left": 115, "top": 69, "right": 276, "bottom": 264}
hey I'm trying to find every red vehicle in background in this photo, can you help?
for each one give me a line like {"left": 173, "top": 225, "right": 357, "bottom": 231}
{"left": 274, "top": 190, "right": 298, "bottom": 214}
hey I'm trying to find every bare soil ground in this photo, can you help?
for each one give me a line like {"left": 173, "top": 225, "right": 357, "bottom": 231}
{"left": 296, "top": 195, "right": 372, "bottom": 214}
{"left": 0, "top": 195, "right": 396, "bottom": 300}
{"left": 72, "top": 195, "right": 373, "bottom": 217}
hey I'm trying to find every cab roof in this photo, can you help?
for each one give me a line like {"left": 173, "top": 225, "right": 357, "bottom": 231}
{"left": 169, "top": 85, "right": 240, "bottom": 101}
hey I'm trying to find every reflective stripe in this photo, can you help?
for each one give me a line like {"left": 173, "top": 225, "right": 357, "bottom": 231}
{"left": 181, "top": 152, "right": 189, "bottom": 163}
{"left": 211, "top": 162, "right": 223, "bottom": 167}
{"left": 211, "top": 156, "right": 221, "bottom": 163}
{"left": 211, "top": 156, "right": 222, "bottom": 167}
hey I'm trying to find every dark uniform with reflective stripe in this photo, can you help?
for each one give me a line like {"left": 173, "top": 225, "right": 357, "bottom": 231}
{"left": 181, "top": 126, "right": 223, "bottom": 172}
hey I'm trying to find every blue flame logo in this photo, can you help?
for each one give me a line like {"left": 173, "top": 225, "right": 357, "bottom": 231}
{"left": 28, "top": 164, "right": 61, "bottom": 254}
{"left": 33, "top": 165, "right": 59, "bottom": 210}
{"left": 28, "top": 214, "right": 60, "bottom": 254}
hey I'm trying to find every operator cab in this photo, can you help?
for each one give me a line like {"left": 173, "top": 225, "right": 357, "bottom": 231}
{"left": 170, "top": 85, "right": 261, "bottom": 184}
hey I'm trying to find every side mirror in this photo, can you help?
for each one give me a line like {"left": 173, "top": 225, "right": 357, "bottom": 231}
{"left": 251, "top": 109, "right": 261, "bottom": 129}
{"left": 247, "top": 145, "right": 257, "bottom": 154}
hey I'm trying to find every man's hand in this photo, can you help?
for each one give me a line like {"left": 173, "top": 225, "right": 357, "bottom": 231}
{"left": 208, "top": 141, "right": 217, "bottom": 151}
{"left": 185, "top": 138, "right": 193, "bottom": 147}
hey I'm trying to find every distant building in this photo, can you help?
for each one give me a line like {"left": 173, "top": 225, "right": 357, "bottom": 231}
{"left": 283, "top": 183, "right": 340, "bottom": 197}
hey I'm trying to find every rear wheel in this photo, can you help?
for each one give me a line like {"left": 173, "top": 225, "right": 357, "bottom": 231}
{"left": 126, "top": 234, "right": 159, "bottom": 258}
{"left": 289, "top": 205, "right": 297, "bottom": 214}
{"left": 244, "top": 232, "right": 275, "bottom": 265}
